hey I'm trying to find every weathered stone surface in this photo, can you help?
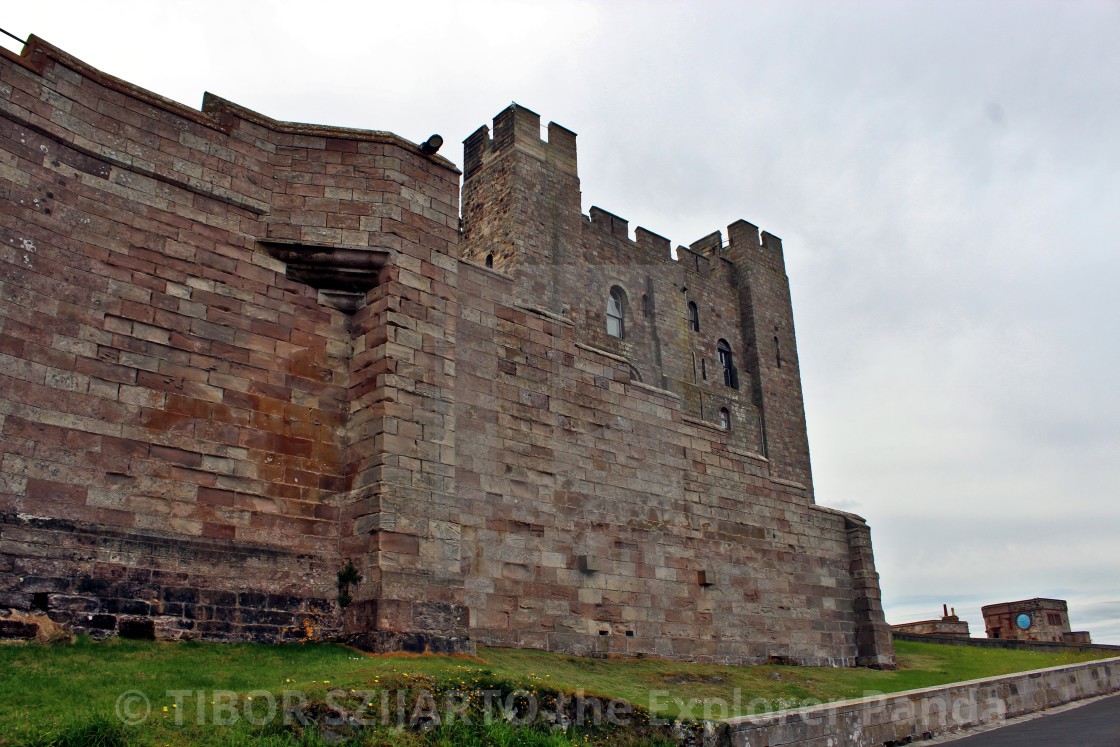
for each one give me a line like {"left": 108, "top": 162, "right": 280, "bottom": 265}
{"left": 0, "top": 619, "right": 38, "bottom": 639}
{"left": 0, "top": 38, "right": 893, "bottom": 666}
{"left": 724, "top": 656, "right": 1120, "bottom": 746}
{"left": 456, "top": 106, "right": 893, "bottom": 666}
{"left": 983, "top": 597, "right": 1091, "bottom": 644}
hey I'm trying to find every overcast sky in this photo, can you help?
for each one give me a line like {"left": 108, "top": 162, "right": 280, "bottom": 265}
{"left": 4, "top": 1, "right": 1118, "bottom": 644}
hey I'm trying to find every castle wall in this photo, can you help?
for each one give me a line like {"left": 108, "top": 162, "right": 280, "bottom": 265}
{"left": 457, "top": 105, "right": 892, "bottom": 666}
{"left": 891, "top": 619, "right": 971, "bottom": 637}
{"left": 0, "top": 38, "right": 462, "bottom": 643}
{"left": 568, "top": 211, "right": 766, "bottom": 457}
{"left": 453, "top": 260, "right": 884, "bottom": 664}
{"left": 0, "top": 40, "right": 893, "bottom": 666}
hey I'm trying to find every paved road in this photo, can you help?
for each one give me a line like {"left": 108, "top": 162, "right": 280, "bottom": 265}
{"left": 939, "top": 693, "right": 1120, "bottom": 745}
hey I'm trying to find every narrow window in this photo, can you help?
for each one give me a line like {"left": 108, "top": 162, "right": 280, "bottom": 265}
{"left": 485, "top": 253, "right": 494, "bottom": 268}
{"left": 718, "top": 339, "right": 737, "bottom": 388}
{"left": 774, "top": 335, "right": 782, "bottom": 368}
{"left": 688, "top": 301, "right": 699, "bottom": 332}
{"left": 700, "top": 358, "right": 707, "bottom": 380}
{"left": 641, "top": 293, "right": 650, "bottom": 317}
{"left": 606, "top": 287, "right": 625, "bottom": 338}
{"left": 719, "top": 408, "right": 730, "bottom": 430}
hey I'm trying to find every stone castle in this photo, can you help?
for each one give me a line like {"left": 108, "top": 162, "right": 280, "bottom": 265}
{"left": 0, "top": 37, "right": 894, "bottom": 667}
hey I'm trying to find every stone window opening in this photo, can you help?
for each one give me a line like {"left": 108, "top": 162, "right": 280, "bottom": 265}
{"left": 719, "top": 408, "right": 730, "bottom": 430}
{"left": 700, "top": 358, "right": 707, "bottom": 380}
{"left": 718, "top": 339, "right": 738, "bottom": 388}
{"left": 607, "top": 286, "right": 625, "bottom": 338}
{"left": 775, "top": 335, "right": 782, "bottom": 368}
{"left": 641, "top": 293, "right": 651, "bottom": 317}
{"left": 485, "top": 253, "right": 494, "bottom": 268}
{"left": 688, "top": 301, "right": 699, "bottom": 332}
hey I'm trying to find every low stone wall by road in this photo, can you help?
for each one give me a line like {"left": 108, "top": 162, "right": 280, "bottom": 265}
{"left": 722, "top": 656, "right": 1120, "bottom": 746}
{"left": 892, "top": 631, "right": 1120, "bottom": 656}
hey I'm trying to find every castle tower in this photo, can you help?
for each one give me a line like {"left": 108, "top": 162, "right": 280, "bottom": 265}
{"left": 461, "top": 104, "right": 581, "bottom": 312}
{"left": 721, "top": 220, "right": 814, "bottom": 493}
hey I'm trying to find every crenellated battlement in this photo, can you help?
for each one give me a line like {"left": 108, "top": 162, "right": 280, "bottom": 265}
{"left": 588, "top": 206, "right": 630, "bottom": 240}
{"left": 465, "top": 104, "right": 786, "bottom": 282}
{"left": 690, "top": 221, "right": 787, "bottom": 275}
{"left": 583, "top": 203, "right": 785, "bottom": 280}
{"left": 463, "top": 104, "right": 577, "bottom": 178}
{"left": 585, "top": 207, "right": 674, "bottom": 261}
{"left": 635, "top": 226, "right": 671, "bottom": 256}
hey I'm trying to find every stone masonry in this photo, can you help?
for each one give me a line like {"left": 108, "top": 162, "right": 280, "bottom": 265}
{"left": 0, "top": 37, "right": 894, "bottom": 666}
{"left": 983, "top": 598, "right": 1092, "bottom": 645}
{"left": 891, "top": 605, "right": 971, "bottom": 638}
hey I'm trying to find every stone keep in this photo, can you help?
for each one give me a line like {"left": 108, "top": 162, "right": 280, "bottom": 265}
{"left": 0, "top": 37, "right": 894, "bottom": 667}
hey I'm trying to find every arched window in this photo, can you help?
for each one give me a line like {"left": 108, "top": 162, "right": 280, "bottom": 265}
{"left": 717, "top": 339, "right": 738, "bottom": 388}
{"left": 607, "top": 287, "right": 625, "bottom": 338}
{"left": 688, "top": 301, "right": 699, "bottom": 332}
{"left": 485, "top": 253, "right": 494, "bottom": 268}
{"left": 719, "top": 408, "right": 730, "bottom": 430}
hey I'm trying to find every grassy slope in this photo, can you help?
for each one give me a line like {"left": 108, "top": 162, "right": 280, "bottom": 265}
{"left": 481, "top": 642, "right": 1111, "bottom": 714}
{"left": 0, "top": 638, "right": 1112, "bottom": 745}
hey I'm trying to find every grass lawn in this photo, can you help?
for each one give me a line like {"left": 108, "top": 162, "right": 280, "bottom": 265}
{"left": 0, "top": 638, "right": 1112, "bottom": 746}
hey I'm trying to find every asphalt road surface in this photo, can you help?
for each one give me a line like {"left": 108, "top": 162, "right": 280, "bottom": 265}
{"left": 940, "top": 693, "right": 1120, "bottom": 745}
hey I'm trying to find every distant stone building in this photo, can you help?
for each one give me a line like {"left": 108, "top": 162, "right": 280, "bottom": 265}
{"left": 0, "top": 36, "right": 895, "bottom": 667}
{"left": 892, "top": 605, "right": 970, "bottom": 638}
{"left": 983, "top": 599, "right": 1091, "bottom": 644}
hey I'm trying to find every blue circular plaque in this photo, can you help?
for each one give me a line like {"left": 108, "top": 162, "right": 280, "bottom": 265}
{"left": 1015, "top": 613, "right": 1032, "bottom": 630}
